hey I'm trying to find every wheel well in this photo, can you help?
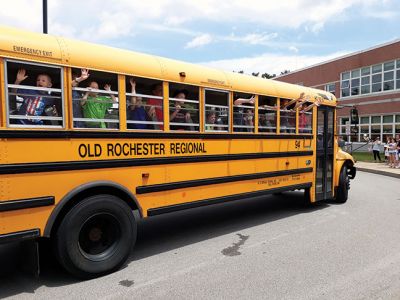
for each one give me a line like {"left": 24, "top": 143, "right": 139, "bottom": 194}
{"left": 344, "top": 159, "right": 356, "bottom": 179}
{"left": 48, "top": 185, "right": 141, "bottom": 238}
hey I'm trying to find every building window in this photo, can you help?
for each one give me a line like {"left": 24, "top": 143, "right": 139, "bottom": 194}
{"left": 383, "top": 115, "right": 393, "bottom": 123}
{"left": 341, "top": 72, "right": 350, "bottom": 97}
{"left": 325, "top": 83, "right": 335, "bottom": 95}
{"left": 371, "top": 73, "right": 382, "bottom": 93}
{"left": 360, "top": 116, "right": 369, "bottom": 124}
{"left": 340, "top": 59, "right": 400, "bottom": 97}
{"left": 371, "top": 116, "right": 381, "bottom": 124}
{"left": 396, "top": 124, "right": 400, "bottom": 134}
{"left": 341, "top": 114, "right": 400, "bottom": 142}
{"left": 397, "top": 59, "right": 400, "bottom": 82}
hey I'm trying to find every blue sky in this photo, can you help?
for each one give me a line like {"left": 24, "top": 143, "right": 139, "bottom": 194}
{"left": 1, "top": 0, "right": 400, "bottom": 75}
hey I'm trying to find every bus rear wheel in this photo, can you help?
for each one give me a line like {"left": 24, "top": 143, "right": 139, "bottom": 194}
{"left": 54, "top": 194, "right": 136, "bottom": 279}
{"left": 335, "top": 166, "right": 349, "bottom": 203}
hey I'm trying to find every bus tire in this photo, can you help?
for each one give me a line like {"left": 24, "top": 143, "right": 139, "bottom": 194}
{"left": 54, "top": 194, "right": 136, "bottom": 279}
{"left": 335, "top": 166, "right": 349, "bottom": 203}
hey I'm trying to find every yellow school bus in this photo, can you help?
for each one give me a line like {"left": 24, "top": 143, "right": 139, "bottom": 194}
{"left": 0, "top": 26, "right": 356, "bottom": 278}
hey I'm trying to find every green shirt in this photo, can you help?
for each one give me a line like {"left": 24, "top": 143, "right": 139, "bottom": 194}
{"left": 83, "top": 95, "right": 113, "bottom": 128}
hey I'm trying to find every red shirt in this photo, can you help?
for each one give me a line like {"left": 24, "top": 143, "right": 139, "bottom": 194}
{"left": 147, "top": 98, "right": 163, "bottom": 129}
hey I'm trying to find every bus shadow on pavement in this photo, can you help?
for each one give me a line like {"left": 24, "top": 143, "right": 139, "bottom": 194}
{"left": 131, "top": 191, "right": 328, "bottom": 261}
{"left": 0, "top": 191, "right": 329, "bottom": 297}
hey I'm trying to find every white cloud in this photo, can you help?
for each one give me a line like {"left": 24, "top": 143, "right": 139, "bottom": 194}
{"left": 0, "top": 0, "right": 42, "bottom": 32}
{"left": 185, "top": 34, "right": 213, "bottom": 49}
{"left": 289, "top": 46, "right": 299, "bottom": 53}
{"left": 225, "top": 33, "right": 278, "bottom": 45}
{"left": 201, "top": 51, "right": 350, "bottom": 76}
{"left": 1, "top": 0, "right": 396, "bottom": 42}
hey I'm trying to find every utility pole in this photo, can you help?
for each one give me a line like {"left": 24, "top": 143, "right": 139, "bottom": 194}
{"left": 43, "top": 0, "right": 48, "bottom": 34}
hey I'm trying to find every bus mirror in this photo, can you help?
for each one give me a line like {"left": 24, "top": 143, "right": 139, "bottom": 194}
{"left": 350, "top": 108, "right": 359, "bottom": 125}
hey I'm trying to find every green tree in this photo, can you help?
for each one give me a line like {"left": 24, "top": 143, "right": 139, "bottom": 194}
{"left": 261, "top": 73, "right": 276, "bottom": 79}
{"left": 280, "top": 70, "right": 290, "bottom": 76}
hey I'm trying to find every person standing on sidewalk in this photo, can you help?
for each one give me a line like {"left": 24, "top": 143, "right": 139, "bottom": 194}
{"left": 396, "top": 135, "right": 400, "bottom": 168}
{"left": 384, "top": 137, "right": 390, "bottom": 164}
{"left": 372, "top": 137, "right": 382, "bottom": 162}
{"left": 388, "top": 137, "right": 397, "bottom": 168}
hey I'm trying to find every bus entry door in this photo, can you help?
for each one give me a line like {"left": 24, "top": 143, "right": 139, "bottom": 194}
{"left": 315, "top": 106, "right": 334, "bottom": 201}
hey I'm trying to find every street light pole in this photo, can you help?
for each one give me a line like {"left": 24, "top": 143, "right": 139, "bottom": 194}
{"left": 43, "top": 0, "right": 48, "bottom": 34}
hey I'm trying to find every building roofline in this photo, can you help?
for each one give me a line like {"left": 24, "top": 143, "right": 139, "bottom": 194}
{"left": 275, "top": 38, "right": 400, "bottom": 79}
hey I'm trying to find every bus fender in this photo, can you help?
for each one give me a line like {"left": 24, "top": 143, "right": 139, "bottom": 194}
{"left": 43, "top": 181, "right": 142, "bottom": 238}
{"left": 335, "top": 153, "right": 356, "bottom": 187}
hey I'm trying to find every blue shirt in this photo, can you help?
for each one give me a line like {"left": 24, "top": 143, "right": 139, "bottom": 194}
{"left": 128, "top": 107, "right": 147, "bottom": 129}
{"left": 17, "top": 89, "right": 54, "bottom": 125}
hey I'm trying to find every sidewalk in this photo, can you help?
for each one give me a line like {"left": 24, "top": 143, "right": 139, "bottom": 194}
{"left": 355, "top": 161, "right": 400, "bottom": 179}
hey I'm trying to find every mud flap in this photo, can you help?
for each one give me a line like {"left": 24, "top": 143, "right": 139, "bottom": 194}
{"left": 19, "top": 239, "right": 40, "bottom": 277}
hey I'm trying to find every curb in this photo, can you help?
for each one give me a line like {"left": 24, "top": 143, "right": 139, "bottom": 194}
{"left": 357, "top": 167, "right": 400, "bottom": 179}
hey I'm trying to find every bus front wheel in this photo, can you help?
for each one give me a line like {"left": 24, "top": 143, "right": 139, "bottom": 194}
{"left": 54, "top": 194, "right": 136, "bottom": 279}
{"left": 335, "top": 166, "right": 349, "bottom": 203}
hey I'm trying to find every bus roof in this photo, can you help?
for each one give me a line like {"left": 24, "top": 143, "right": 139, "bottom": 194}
{"left": 0, "top": 26, "right": 336, "bottom": 105}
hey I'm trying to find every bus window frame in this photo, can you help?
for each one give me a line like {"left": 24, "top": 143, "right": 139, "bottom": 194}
{"left": 71, "top": 68, "right": 120, "bottom": 131}
{"left": 232, "top": 91, "right": 255, "bottom": 134}
{"left": 0, "top": 58, "right": 6, "bottom": 128}
{"left": 124, "top": 75, "right": 165, "bottom": 132}
{"left": 279, "top": 97, "right": 297, "bottom": 134}
{"left": 257, "top": 94, "right": 278, "bottom": 134}
{"left": 168, "top": 83, "right": 200, "bottom": 132}
{"left": 4, "top": 59, "right": 65, "bottom": 129}
{"left": 203, "top": 88, "right": 230, "bottom": 133}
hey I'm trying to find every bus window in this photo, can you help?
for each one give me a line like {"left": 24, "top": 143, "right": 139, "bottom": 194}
{"left": 169, "top": 84, "right": 199, "bottom": 131}
{"left": 6, "top": 60, "right": 64, "bottom": 127}
{"left": 72, "top": 68, "right": 119, "bottom": 129}
{"left": 258, "top": 95, "right": 277, "bottom": 133}
{"left": 204, "top": 89, "right": 229, "bottom": 132}
{"left": 298, "top": 102, "right": 313, "bottom": 134}
{"left": 126, "top": 77, "right": 163, "bottom": 130}
{"left": 233, "top": 92, "right": 255, "bottom": 133}
{"left": 280, "top": 98, "right": 296, "bottom": 134}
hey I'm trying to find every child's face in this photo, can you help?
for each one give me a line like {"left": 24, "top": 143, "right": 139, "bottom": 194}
{"left": 88, "top": 82, "right": 99, "bottom": 96}
{"left": 153, "top": 85, "right": 163, "bottom": 96}
{"left": 36, "top": 75, "right": 52, "bottom": 88}
{"left": 208, "top": 114, "right": 216, "bottom": 123}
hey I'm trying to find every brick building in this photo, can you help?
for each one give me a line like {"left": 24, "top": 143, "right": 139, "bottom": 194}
{"left": 276, "top": 40, "right": 400, "bottom": 143}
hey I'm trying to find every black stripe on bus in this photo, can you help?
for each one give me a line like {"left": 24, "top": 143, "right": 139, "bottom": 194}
{"left": 0, "top": 130, "right": 313, "bottom": 140}
{"left": 0, "top": 196, "right": 55, "bottom": 212}
{"left": 0, "top": 151, "right": 313, "bottom": 175}
{"left": 0, "top": 229, "right": 40, "bottom": 245}
{"left": 147, "top": 183, "right": 312, "bottom": 216}
{"left": 137, "top": 168, "right": 313, "bottom": 194}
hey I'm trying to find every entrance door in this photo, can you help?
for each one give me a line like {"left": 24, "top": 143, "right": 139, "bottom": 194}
{"left": 315, "top": 106, "right": 334, "bottom": 201}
